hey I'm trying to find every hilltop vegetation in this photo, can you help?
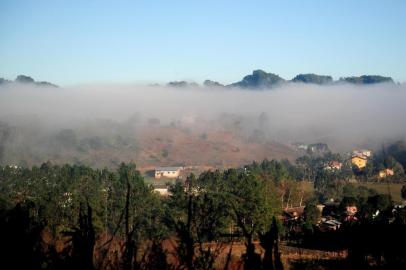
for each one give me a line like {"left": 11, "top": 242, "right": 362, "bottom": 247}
{"left": 227, "top": 71, "right": 394, "bottom": 89}
{"left": 1, "top": 71, "right": 395, "bottom": 90}
{"left": 0, "top": 75, "right": 57, "bottom": 87}
{"left": 387, "top": 141, "right": 406, "bottom": 169}
{"left": 292, "top": 74, "right": 333, "bottom": 85}
{"left": 229, "top": 70, "right": 286, "bottom": 89}
{"left": 339, "top": 75, "right": 393, "bottom": 84}
{"left": 168, "top": 70, "right": 395, "bottom": 89}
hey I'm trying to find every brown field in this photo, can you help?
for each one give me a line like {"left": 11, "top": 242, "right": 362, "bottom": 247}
{"left": 135, "top": 126, "right": 296, "bottom": 170}
{"left": 11, "top": 123, "right": 296, "bottom": 169}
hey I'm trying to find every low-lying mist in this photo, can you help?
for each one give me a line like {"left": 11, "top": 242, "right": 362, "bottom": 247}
{"left": 0, "top": 82, "right": 405, "bottom": 167}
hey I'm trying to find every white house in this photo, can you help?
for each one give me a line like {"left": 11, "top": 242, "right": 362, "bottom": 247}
{"left": 154, "top": 166, "right": 183, "bottom": 179}
{"left": 353, "top": 149, "right": 372, "bottom": 158}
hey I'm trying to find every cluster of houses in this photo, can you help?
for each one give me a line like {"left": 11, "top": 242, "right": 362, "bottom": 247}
{"left": 350, "top": 149, "right": 395, "bottom": 178}
{"left": 293, "top": 142, "right": 396, "bottom": 178}
{"left": 320, "top": 148, "right": 395, "bottom": 179}
{"left": 282, "top": 202, "right": 359, "bottom": 232}
{"left": 284, "top": 200, "right": 405, "bottom": 234}
{"left": 319, "top": 149, "right": 372, "bottom": 172}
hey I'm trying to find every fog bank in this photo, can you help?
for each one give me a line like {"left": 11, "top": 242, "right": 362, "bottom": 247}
{"left": 0, "top": 82, "right": 405, "bottom": 165}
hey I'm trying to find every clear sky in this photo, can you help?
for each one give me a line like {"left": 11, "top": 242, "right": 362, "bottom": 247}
{"left": 1, "top": 0, "right": 405, "bottom": 86}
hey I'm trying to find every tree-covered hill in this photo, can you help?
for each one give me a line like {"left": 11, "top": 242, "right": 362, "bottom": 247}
{"left": 0, "top": 74, "right": 58, "bottom": 87}
{"left": 228, "top": 69, "right": 285, "bottom": 89}
{"left": 1, "top": 71, "right": 396, "bottom": 90}
{"left": 292, "top": 73, "right": 333, "bottom": 85}
{"left": 226, "top": 71, "right": 394, "bottom": 89}
{"left": 338, "top": 75, "right": 393, "bottom": 84}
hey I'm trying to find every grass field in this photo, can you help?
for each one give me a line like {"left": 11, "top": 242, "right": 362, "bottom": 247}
{"left": 145, "top": 175, "right": 404, "bottom": 204}
{"left": 296, "top": 181, "right": 405, "bottom": 203}
{"left": 300, "top": 181, "right": 315, "bottom": 193}
{"left": 355, "top": 182, "right": 404, "bottom": 203}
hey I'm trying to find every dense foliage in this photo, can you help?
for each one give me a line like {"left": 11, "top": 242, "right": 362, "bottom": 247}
{"left": 0, "top": 155, "right": 405, "bottom": 269}
{"left": 229, "top": 70, "right": 285, "bottom": 89}
{"left": 0, "top": 160, "right": 300, "bottom": 269}
{"left": 292, "top": 74, "right": 333, "bottom": 85}
{"left": 0, "top": 74, "right": 57, "bottom": 87}
{"left": 339, "top": 75, "right": 393, "bottom": 84}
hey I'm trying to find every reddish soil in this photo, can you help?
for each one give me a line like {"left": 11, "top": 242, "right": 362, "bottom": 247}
{"left": 135, "top": 126, "right": 296, "bottom": 170}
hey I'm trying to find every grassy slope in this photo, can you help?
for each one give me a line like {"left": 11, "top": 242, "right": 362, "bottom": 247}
{"left": 285, "top": 181, "right": 404, "bottom": 203}
{"left": 355, "top": 182, "right": 404, "bottom": 203}
{"left": 135, "top": 126, "right": 296, "bottom": 169}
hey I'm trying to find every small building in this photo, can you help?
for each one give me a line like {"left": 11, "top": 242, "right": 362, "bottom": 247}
{"left": 346, "top": 205, "right": 358, "bottom": 216}
{"left": 351, "top": 155, "right": 368, "bottom": 169}
{"left": 324, "top": 161, "right": 343, "bottom": 171}
{"left": 353, "top": 149, "right": 372, "bottom": 158}
{"left": 154, "top": 166, "right": 183, "bottom": 179}
{"left": 292, "top": 143, "right": 308, "bottom": 151}
{"left": 283, "top": 206, "right": 305, "bottom": 221}
{"left": 308, "top": 143, "right": 329, "bottom": 154}
{"left": 319, "top": 219, "right": 342, "bottom": 231}
{"left": 378, "top": 168, "right": 394, "bottom": 178}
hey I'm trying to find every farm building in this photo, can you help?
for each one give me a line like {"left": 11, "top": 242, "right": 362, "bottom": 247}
{"left": 353, "top": 149, "right": 372, "bottom": 158}
{"left": 378, "top": 168, "right": 394, "bottom": 178}
{"left": 324, "top": 161, "right": 343, "bottom": 171}
{"left": 154, "top": 166, "right": 183, "bottom": 179}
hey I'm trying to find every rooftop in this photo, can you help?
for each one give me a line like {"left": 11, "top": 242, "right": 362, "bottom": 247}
{"left": 155, "top": 166, "right": 183, "bottom": 172}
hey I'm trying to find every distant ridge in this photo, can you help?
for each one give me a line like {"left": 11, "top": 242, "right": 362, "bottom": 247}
{"left": 292, "top": 73, "right": 333, "bottom": 85}
{"left": 200, "top": 70, "right": 393, "bottom": 89}
{"left": 224, "top": 70, "right": 394, "bottom": 89}
{"left": 0, "top": 71, "right": 394, "bottom": 90}
{"left": 0, "top": 75, "right": 58, "bottom": 88}
{"left": 228, "top": 70, "right": 285, "bottom": 89}
{"left": 338, "top": 75, "right": 393, "bottom": 84}
{"left": 166, "top": 70, "right": 394, "bottom": 89}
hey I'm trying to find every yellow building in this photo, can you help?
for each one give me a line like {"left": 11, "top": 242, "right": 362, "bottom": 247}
{"left": 378, "top": 168, "right": 394, "bottom": 178}
{"left": 351, "top": 155, "right": 367, "bottom": 169}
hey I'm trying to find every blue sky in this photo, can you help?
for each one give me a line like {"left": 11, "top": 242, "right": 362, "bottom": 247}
{"left": 1, "top": 0, "right": 405, "bottom": 85}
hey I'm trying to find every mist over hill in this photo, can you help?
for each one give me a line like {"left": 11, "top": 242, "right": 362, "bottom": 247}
{"left": 1, "top": 70, "right": 394, "bottom": 91}
{"left": 0, "top": 76, "right": 405, "bottom": 168}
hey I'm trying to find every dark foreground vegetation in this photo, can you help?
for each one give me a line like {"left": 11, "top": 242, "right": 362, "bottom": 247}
{"left": 0, "top": 156, "right": 406, "bottom": 269}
